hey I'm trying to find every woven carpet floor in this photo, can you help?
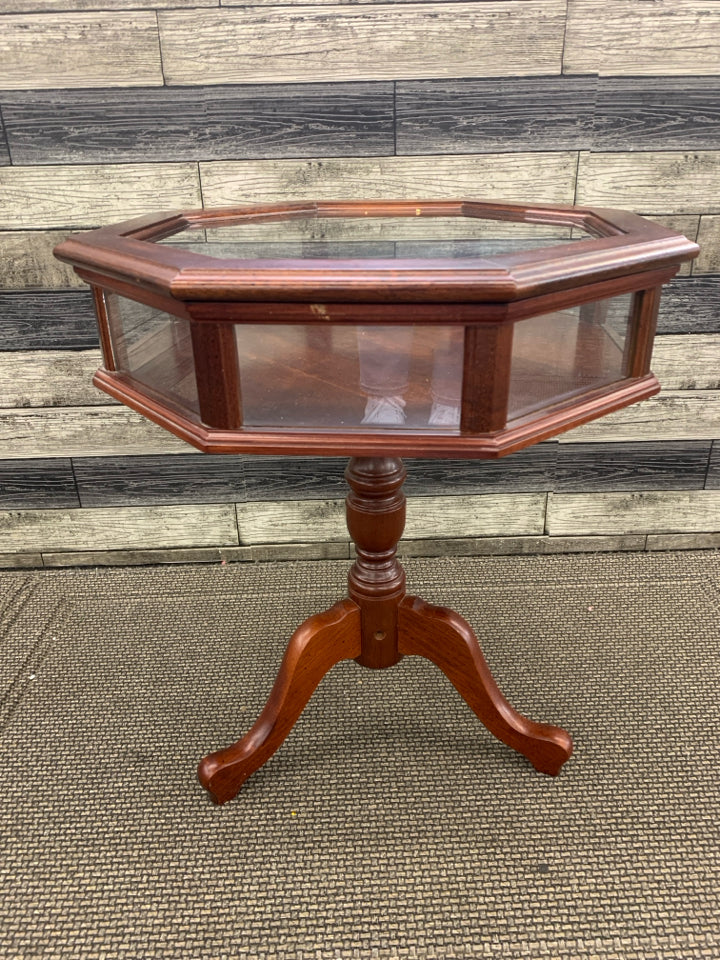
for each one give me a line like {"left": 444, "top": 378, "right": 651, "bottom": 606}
{"left": 1, "top": 551, "right": 719, "bottom": 959}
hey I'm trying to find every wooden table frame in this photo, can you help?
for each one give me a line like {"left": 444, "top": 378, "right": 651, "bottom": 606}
{"left": 54, "top": 199, "right": 698, "bottom": 803}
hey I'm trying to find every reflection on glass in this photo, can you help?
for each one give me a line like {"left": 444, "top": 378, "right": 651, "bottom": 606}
{"left": 234, "top": 324, "right": 464, "bottom": 432}
{"left": 104, "top": 293, "right": 200, "bottom": 415}
{"left": 158, "top": 215, "right": 596, "bottom": 261}
{"left": 508, "top": 293, "right": 632, "bottom": 420}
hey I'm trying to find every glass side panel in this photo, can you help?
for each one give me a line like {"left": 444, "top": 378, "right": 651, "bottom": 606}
{"left": 158, "top": 215, "right": 595, "bottom": 260}
{"left": 507, "top": 293, "right": 633, "bottom": 421}
{"left": 104, "top": 293, "right": 200, "bottom": 415}
{"left": 235, "top": 324, "right": 464, "bottom": 432}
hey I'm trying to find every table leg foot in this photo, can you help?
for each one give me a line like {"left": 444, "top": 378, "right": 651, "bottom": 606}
{"left": 198, "top": 599, "right": 362, "bottom": 804}
{"left": 398, "top": 596, "right": 573, "bottom": 776}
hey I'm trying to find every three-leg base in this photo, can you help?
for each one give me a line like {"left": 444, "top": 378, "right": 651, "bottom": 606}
{"left": 198, "top": 594, "right": 572, "bottom": 804}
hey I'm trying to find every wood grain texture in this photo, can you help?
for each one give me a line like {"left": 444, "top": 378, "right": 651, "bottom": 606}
{"left": 649, "top": 216, "right": 698, "bottom": 276}
{"left": 555, "top": 441, "right": 712, "bottom": 493}
{"left": 0, "top": 116, "right": 9, "bottom": 167}
{"left": 593, "top": 78, "right": 720, "bottom": 151}
{"left": 547, "top": 490, "right": 720, "bottom": 536}
{"left": 235, "top": 493, "right": 545, "bottom": 544}
{"left": 565, "top": 0, "right": 720, "bottom": 76}
{"left": 159, "top": 3, "right": 566, "bottom": 85}
{"left": 0, "top": 459, "right": 79, "bottom": 509}
{"left": 560, "top": 392, "right": 720, "bottom": 443}
{"left": 1, "top": 0, "right": 217, "bottom": 9}
{"left": 199, "top": 153, "right": 578, "bottom": 208}
{"left": 0, "top": 232, "right": 83, "bottom": 289}
{"left": 657, "top": 277, "right": 720, "bottom": 334}
{"left": 73, "top": 453, "right": 245, "bottom": 507}
{"left": 0, "top": 163, "right": 201, "bottom": 229}
{"left": 0, "top": 504, "right": 239, "bottom": 552}
{"left": 651, "top": 335, "right": 720, "bottom": 390}
{"left": 395, "top": 77, "right": 595, "bottom": 154}
{"left": 0, "top": 350, "right": 107, "bottom": 407}
{"left": 706, "top": 442, "right": 720, "bottom": 490}
{"left": 0, "top": 407, "right": 190, "bottom": 459}
{"left": 577, "top": 151, "right": 720, "bottom": 214}
{"left": 1, "top": 83, "right": 394, "bottom": 165}
{"left": 694, "top": 217, "right": 720, "bottom": 273}
{"left": 40, "top": 541, "right": 351, "bottom": 568}
{"left": 0, "top": 13, "right": 164, "bottom": 90}
{"left": 0, "top": 291, "right": 98, "bottom": 350}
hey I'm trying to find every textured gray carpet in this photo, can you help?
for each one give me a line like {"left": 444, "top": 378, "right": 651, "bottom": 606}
{"left": 1, "top": 551, "right": 719, "bottom": 959}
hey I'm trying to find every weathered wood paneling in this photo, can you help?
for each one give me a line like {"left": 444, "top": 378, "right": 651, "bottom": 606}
{"left": 0, "top": 407, "right": 189, "bottom": 459}
{"left": 555, "top": 441, "right": 712, "bottom": 493}
{"left": 577, "top": 151, "right": 720, "bottom": 214}
{"left": 159, "top": 3, "right": 566, "bottom": 85}
{"left": 235, "top": 493, "right": 546, "bottom": 544}
{"left": 199, "top": 153, "right": 578, "bottom": 207}
{"left": 694, "top": 218, "right": 720, "bottom": 274}
{"left": 657, "top": 277, "right": 720, "bottom": 334}
{"left": 706, "top": 443, "right": 720, "bottom": 490}
{"left": 395, "top": 77, "right": 595, "bottom": 154}
{"left": 0, "top": 459, "right": 79, "bottom": 510}
{"left": 0, "top": 350, "right": 105, "bottom": 407}
{"left": 2, "top": 84, "right": 394, "bottom": 165}
{"left": 0, "top": 292, "right": 97, "bottom": 350}
{"left": 560, "top": 392, "right": 720, "bottom": 443}
{"left": 3, "top": 0, "right": 217, "bottom": 9}
{"left": 0, "top": 118, "right": 9, "bottom": 167}
{"left": 0, "top": 232, "right": 83, "bottom": 289}
{"left": 0, "top": 504, "right": 239, "bottom": 552}
{"left": 0, "top": 13, "right": 164, "bottom": 90}
{"left": 547, "top": 491, "right": 720, "bottom": 536}
{"left": 593, "top": 78, "right": 720, "bottom": 151}
{"left": 73, "top": 453, "right": 246, "bottom": 508}
{"left": 0, "top": 164, "right": 201, "bottom": 229}
{"left": 651, "top": 335, "right": 720, "bottom": 390}
{"left": 565, "top": 0, "right": 720, "bottom": 76}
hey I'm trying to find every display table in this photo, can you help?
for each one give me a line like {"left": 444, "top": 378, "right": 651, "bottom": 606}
{"left": 55, "top": 199, "right": 698, "bottom": 803}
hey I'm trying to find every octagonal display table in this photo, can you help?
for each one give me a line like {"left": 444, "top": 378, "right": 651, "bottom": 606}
{"left": 55, "top": 199, "right": 698, "bottom": 803}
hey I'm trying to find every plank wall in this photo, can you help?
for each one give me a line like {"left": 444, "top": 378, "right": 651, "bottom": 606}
{"left": 0, "top": 0, "right": 719, "bottom": 567}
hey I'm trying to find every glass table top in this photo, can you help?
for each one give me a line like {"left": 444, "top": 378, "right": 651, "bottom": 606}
{"left": 157, "top": 214, "right": 597, "bottom": 261}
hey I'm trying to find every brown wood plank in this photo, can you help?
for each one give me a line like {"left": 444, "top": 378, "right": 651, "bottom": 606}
{"left": 0, "top": 13, "right": 164, "bottom": 90}
{"left": 159, "top": 3, "right": 566, "bottom": 85}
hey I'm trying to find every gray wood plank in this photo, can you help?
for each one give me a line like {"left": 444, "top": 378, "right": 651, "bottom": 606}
{"left": 0, "top": 504, "right": 239, "bottom": 552}
{"left": 2, "top": 83, "right": 393, "bottom": 165}
{"left": 657, "top": 277, "right": 720, "bottom": 334}
{"left": 565, "top": 0, "right": 720, "bottom": 76}
{"left": 0, "top": 163, "right": 201, "bottom": 230}
{"left": 560, "top": 392, "right": 720, "bottom": 443}
{"left": 3, "top": 0, "right": 217, "bottom": 9}
{"left": 159, "top": 3, "right": 565, "bottom": 85}
{"left": 0, "top": 291, "right": 98, "bottom": 351}
{"left": 651, "top": 334, "right": 720, "bottom": 390}
{"left": 695, "top": 217, "right": 720, "bottom": 274}
{"left": 0, "top": 109, "right": 9, "bottom": 167}
{"left": 0, "top": 13, "right": 164, "bottom": 90}
{"left": 555, "top": 442, "right": 712, "bottom": 493}
{"left": 395, "top": 77, "right": 596, "bottom": 154}
{"left": 0, "top": 350, "right": 106, "bottom": 407}
{"left": 577, "top": 151, "right": 720, "bottom": 214}
{"left": 0, "top": 459, "right": 79, "bottom": 509}
{"left": 593, "top": 78, "right": 720, "bottom": 151}
{"left": 0, "top": 231, "right": 82, "bottom": 289}
{"left": 547, "top": 491, "right": 720, "bottom": 536}
{"left": 199, "top": 153, "right": 578, "bottom": 208}
{"left": 73, "top": 454, "right": 247, "bottom": 508}
{"left": 706, "top": 442, "right": 720, "bottom": 490}
{"left": 235, "top": 492, "right": 546, "bottom": 544}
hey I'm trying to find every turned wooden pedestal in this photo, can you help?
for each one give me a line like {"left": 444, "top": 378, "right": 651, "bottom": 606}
{"left": 198, "top": 457, "right": 573, "bottom": 804}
